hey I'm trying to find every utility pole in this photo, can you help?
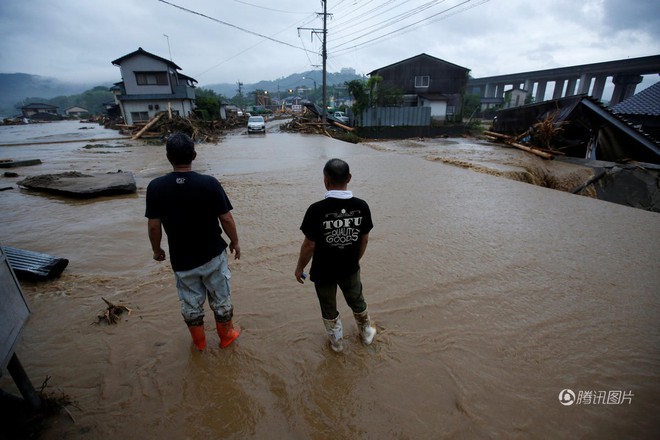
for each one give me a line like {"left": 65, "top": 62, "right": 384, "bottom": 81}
{"left": 237, "top": 81, "right": 244, "bottom": 109}
{"left": 163, "top": 34, "right": 172, "bottom": 61}
{"left": 298, "top": 1, "right": 331, "bottom": 125}
{"left": 321, "top": 0, "right": 327, "bottom": 126}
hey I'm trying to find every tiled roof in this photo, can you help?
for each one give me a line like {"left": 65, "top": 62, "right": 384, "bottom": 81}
{"left": 22, "top": 103, "right": 58, "bottom": 108}
{"left": 611, "top": 81, "right": 660, "bottom": 116}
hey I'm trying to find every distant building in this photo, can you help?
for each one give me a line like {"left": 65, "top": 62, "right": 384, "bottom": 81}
{"left": 21, "top": 103, "right": 61, "bottom": 121}
{"left": 64, "top": 106, "right": 89, "bottom": 117}
{"left": 110, "top": 47, "right": 197, "bottom": 125}
{"left": 368, "top": 53, "right": 470, "bottom": 121}
{"left": 503, "top": 89, "right": 529, "bottom": 109}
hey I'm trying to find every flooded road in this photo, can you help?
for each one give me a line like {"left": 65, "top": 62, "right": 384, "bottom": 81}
{"left": 1, "top": 121, "right": 659, "bottom": 438}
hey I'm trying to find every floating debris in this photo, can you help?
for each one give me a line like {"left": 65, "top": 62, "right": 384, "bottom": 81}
{"left": 0, "top": 159, "right": 42, "bottom": 168}
{"left": 111, "top": 113, "right": 248, "bottom": 143}
{"left": 97, "top": 297, "right": 132, "bottom": 325}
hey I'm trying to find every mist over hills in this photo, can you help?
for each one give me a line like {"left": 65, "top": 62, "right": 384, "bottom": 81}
{"left": 0, "top": 73, "right": 108, "bottom": 117}
{"left": 0, "top": 68, "right": 365, "bottom": 117}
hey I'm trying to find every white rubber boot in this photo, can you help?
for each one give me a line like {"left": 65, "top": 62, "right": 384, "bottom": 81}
{"left": 322, "top": 315, "right": 344, "bottom": 352}
{"left": 353, "top": 309, "right": 376, "bottom": 345}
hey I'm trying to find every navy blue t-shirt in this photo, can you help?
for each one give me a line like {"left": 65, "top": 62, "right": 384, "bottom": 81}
{"left": 145, "top": 171, "right": 232, "bottom": 271}
{"left": 300, "top": 197, "right": 373, "bottom": 283}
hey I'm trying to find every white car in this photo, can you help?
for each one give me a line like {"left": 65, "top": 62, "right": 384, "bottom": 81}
{"left": 333, "top": 111, "right": 349, "bottom": 124}
{"left": 247, "top": 115, "right": 266, "bottom": 133}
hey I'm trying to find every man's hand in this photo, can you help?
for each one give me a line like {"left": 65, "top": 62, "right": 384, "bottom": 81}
{"left": 229, "top": 241, "right": 241, "bottom": 260}
{"left": 295, "top": 269, "right": 306, "bottom": 284}
{"left": 153, "top": 248, "right": 166, "bottom": 261}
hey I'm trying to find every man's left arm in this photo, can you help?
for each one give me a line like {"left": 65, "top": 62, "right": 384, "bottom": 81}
{"left": 219, "top": 211, "right": 241, "bottom": 260}
{"left": 358, "top": 233, "right": 369, "bottom": 260}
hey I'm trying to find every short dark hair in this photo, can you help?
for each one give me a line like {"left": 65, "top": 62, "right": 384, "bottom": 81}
{"left": 166, "top": 133, "right": 195, "bottom": 165}
{"left": 323, "top": 158, "right": 350, "bottom": 184}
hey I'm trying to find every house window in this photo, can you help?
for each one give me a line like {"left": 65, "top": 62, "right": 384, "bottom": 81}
{"left": 135, "top": 72, "right": 168, "bottom": 86}
{"left": 415, "top": 76, "right": 430, "bottom": 88}
{"left": 131, "top": 111, "right": 150, "bottom": 122}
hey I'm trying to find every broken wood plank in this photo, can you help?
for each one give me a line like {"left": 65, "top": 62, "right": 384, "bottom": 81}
{"left": 484, "top": 130, "right": 553, "bottom": 159}
{"left": 509, "top": 141, "right": 554, "bottom": 160}
{"left": 131, "top": 113, "right": 164, "bottom": 140}
{"left": 331, "top": 120, "right": 355, "bottom": 132}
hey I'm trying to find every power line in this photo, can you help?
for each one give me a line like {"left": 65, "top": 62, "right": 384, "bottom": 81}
{"left": 157, "top": 0, "right": 314, "bottom": 53}
{"left": 331, "top": 0, "right": 447, "bottom": 45}
{"left": 194, "top": 12, "right": 318, "bottom": 79}
{"left": 330, "top": 0, "right": 489, "bottom": 54}
{"left": 331, "top": 0, "right": 447, "bottom": 47}
{"left": 329, "top": 0, "right": 405, "bottom": 32}
{"left": 231, "top": 0, "right": 305, "bottom": 14}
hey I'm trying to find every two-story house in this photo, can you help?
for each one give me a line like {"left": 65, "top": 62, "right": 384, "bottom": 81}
{"left": 111, "top": 47, "right": 197, "bottom": 125}
{"left": 368, "top": 53, "right": 470, "bottom": 121}
{"left": 21, "top": 103, "right": 61, "bottom": 121}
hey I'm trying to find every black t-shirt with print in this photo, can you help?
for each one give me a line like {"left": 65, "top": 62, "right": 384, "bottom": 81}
{"left": 300, "top": 196, "right": 373, "bottom": 283}
{"left": 145, "top": 171, "right": 232, "bottom": 271}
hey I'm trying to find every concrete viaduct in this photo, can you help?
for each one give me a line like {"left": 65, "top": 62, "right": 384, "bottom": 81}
{"left": 467, "top": 54, "right": 660, "bottom": 106}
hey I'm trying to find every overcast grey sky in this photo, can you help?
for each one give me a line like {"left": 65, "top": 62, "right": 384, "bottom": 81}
{"left": 0, "top": 0, "right": 658, "bottom": 88}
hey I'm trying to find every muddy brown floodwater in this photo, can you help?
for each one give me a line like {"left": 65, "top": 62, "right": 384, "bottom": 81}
{"left": 1, "top": 121, "right": 659, "bottom": 439}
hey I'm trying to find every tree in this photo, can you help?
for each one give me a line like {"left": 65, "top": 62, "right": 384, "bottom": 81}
{"left": 346, "top": 79, "right": 369, "bottom": 125}
{"left": 370, "top": 77, "right": 403, "bottom": 107}
{"left": 463, "top": 93, "right": 482, "bottom": 121}
{"left": 195, "top": 88, "right": 224, "bottom": 120}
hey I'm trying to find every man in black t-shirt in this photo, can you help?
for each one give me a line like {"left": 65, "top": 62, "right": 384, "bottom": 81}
{"left": 295, "top": 158, "right": 376, "bottom": 352}
{"left": 146, "top": 133, "right": 241, "bottom": 351}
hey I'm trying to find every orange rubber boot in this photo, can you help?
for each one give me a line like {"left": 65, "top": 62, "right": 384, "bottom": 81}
{"left": 216, "top": 320, "right": 240, "bottom": 348}
{"left": 187, "top": 325, "right": 207, "bottom": 351}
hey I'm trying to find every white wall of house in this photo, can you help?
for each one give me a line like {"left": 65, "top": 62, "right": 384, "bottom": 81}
{"left": 65, "top": 106, "right": 88, "bottom": 115}
{"left": 503, "top": 89, "right": 528, "bottom": 109}
{"left": 121, "top": 99, "right": 194, "bottom": 124}
{"left": 421, "top": 99, "right": 448, "bottom": 120}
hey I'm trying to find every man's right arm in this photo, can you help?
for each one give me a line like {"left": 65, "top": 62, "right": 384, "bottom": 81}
{"left": 295, "top": 237, "right": 315, "bottom": 284}
{"left": 148, "top": 218, "right": 166, "bottom": 261}
{"left": 219, "top": 211, "right": 241, "bottom": 260}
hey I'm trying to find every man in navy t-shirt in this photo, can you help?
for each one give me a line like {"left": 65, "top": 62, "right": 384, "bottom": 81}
{"left": 146, "top": 133, "right": 241, "bottom": 351}
{"left": 295, "top": 158, "right": 376, "bottom": 352}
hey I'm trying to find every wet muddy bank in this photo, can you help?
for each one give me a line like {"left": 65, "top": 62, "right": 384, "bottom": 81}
{"left": 362, "top": 136, "right": 660, "bottom": 212}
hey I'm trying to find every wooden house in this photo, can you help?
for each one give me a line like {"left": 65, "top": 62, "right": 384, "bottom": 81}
{"left": 111, "top": 47, "right": 197, "bottom": 125}
{"left": 21, "top": 103, "right": 61, "bottom": 121}
{"left": 64, "top": 106, "right": 89, "bottom": 117}
{"left": 368, "top": 53, "right": 470, "bottom": 121}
